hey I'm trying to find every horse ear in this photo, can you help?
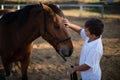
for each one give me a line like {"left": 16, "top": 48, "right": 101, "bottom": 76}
{"left": 35, "top": 3, "right": 43, "bottom": 13}
{"left": 39, "top": 2, "right": 42, "bottom": 7}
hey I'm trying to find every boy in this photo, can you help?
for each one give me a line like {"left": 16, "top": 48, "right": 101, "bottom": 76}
{"left": 63, "top": 18, "right": 104, "bottom": 80}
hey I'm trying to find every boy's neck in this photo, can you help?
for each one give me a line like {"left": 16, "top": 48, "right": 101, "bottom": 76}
{"left": 88, "top": 35, "right": 99, "bottom": 43}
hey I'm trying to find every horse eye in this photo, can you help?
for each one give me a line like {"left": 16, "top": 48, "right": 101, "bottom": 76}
{"left": 54, "top": 23, "right": 60, "bottom": 30}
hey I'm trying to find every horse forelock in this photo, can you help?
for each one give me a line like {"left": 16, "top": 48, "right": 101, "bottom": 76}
{"left": 1, "top": 4, "right": 42, "bottom": 26}
{"left": 45, "top": 4, "right": 65, "bottom": 17}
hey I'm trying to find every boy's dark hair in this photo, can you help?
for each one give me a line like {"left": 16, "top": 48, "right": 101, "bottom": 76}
{"left": 85, "top": 18, "right": 104, "bottom": 36}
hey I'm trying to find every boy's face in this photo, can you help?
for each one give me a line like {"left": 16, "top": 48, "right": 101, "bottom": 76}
{"left": 85, "top": 27, "right": 91, "bottom": 37}
{"left": 85, "top": 27, "right": 96, "bottom": 39}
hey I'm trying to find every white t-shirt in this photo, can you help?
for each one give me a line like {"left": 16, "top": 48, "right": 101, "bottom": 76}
{"left": 79, "top": 29, "right": 103, "bottom": 80}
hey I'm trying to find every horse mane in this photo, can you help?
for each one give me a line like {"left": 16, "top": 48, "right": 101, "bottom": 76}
{"left": 45, "top": 4, "right": 65, "bottom": 17}
{"left": 1, "top": 3, "right": 64, "bottom": 26}
{"left": 1, "top": 4, "right": 42, "bottom": 25}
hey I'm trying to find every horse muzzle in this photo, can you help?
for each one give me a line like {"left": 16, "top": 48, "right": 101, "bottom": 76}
{"left": 59, "top": 47, "right": 73, "bottom": 57}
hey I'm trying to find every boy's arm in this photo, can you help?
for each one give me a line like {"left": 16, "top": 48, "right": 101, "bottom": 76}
{"left": 63, "top": 18, "right": 82, "bottom": 34}
{"left": 70, "top": 64, "right": 90, "bottom": 74}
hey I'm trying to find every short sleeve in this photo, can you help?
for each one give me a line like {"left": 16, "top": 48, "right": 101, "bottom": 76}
{"left": 85, "top": 49, "right": 102, "bottom": 68}
{"left": 80, "top": 29, "right": 87, "bottom": 40}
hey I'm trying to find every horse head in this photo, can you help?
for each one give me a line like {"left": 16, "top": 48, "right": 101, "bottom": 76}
{"left": 41, "top": 4, "right": 73, "bottom": 59}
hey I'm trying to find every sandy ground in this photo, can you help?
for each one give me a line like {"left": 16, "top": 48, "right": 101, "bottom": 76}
{"left": 0, "top": 9, "right": 120, "bottom": 80}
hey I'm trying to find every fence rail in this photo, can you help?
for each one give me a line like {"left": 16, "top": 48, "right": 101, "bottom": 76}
{"left": 0, "top": 4, "right": 104, "bottom": 17}
{"left": 58, "top": 4, "right": 104, "bottom": 17}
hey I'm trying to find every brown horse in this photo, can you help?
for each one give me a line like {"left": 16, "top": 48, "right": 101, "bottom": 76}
{"left": 0, "top": 3, "right": 73, "bottom": 80}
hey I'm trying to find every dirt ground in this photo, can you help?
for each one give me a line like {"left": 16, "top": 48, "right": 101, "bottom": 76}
{"left": 0, "top": 9, "right": 120, "bottom": 80}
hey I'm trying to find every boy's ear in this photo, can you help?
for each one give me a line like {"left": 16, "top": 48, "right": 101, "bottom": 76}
{"left": 91, "top": 34, "right": 96, "bottom": 37}
{"left": 93, "top": 34, "right": 99, "bottom": 38}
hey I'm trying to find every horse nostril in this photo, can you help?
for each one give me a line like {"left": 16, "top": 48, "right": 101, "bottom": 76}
{"left": 61, "top": 48, "right": 67, "bottom": 56}
{"left": 60, "top": 47, "right": 73, "bottom": 57}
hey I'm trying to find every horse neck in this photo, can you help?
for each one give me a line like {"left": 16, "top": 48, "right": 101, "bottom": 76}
{"left": 19, "top": 23, "right": 41, "bottom": 46}
{"left": 16, "top": 4, "right": 53, "bottom": 48}
{"left": 16, "top": 10, "right": 46, "bottom": 48}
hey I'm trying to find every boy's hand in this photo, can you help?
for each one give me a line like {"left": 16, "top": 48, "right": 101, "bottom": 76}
{"left": 70, "top": 66, "right": 78, "bottom": 74}
{"left": 70, "top": 68, "right": 76, "bottom": 74}
{"left": 63, "top": 18, "right": 70, "bottom": 28}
